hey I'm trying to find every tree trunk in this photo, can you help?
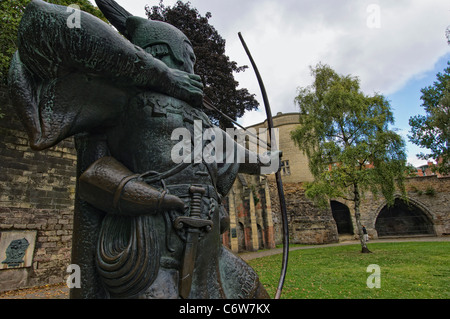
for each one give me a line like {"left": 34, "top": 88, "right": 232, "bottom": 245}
{"left": 353, "top": 183, "right": 371, "bottom": 253}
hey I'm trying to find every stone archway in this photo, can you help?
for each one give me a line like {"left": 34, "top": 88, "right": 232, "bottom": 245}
{"left": 330, "top": 200, "right": 354, "bottom": 235}
{"left": 257, "top": 224, "right": 264, "bottom": 249}
{"left": 237, "top": 222, "right": 245, "bottom": 251}
{"left": 375, "top": 197, "right": 435, "bottom": 237}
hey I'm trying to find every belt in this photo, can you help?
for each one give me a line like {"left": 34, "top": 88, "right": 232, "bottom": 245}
{"left": 166, "top": 184, "right": 218, "bottom": 201}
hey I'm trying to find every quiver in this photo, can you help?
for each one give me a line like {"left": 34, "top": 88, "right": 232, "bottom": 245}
{"left": 78, "top": 156, "right": 181, "bottom": 215}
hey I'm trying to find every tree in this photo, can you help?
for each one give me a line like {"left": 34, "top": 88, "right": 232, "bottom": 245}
{"left": 409, "top": 62, "right": 450, "bottom": 174}
{"left": 145, "top": 0, "right": 259, "bottom": 128}
{"left": 0, "top": 0, "right": 106, "bottom": 85}
{"left": 446, "top": 26, "right": 450, "bottom": 45}
{"left": 291, "top": 63, "right": 408, "bottom": 253}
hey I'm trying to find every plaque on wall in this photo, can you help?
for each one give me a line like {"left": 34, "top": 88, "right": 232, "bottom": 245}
{"left": 0, "top": 231, "right": 37, "bottom": 269}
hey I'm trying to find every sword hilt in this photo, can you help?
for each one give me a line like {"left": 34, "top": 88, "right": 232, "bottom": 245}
{"left": 189, "top": 185, "right": 205, "bottom": 218}
{"left": 173, "top": 186, "right": 213, "bottom": 232}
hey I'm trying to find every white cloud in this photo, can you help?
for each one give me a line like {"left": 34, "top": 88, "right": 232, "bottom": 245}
{"left": 237, "top": 109, "right": 267, "bottom": 128}
{"left": 201, "top": 0, "right": 450, "bottom": 126}
{"left": 89, "top": 0, "right": 450, "bottom": 133}
{"left": 325, "top": 0, "right": 450, "bottom": 95}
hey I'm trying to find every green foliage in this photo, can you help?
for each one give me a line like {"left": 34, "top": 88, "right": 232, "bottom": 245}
{"left": 291, "top": 63, "right": 408, "bottom": 208}
{"left": 0, "top": 0, "right": 106, "bottom": 85}
{"left": 446, "top": 26, "right": 450, "bottom": 45}
{"left": 409, "top": 62, "right": 450, "bottom": 174}
{"left": 424, "top": 186, "right": 436, "bottom": 196}
{"left": 146, "top": 0, "right": 259, "bottom": 127}
{"left": 249, "top": 185, "right": 260, "bottom": 206}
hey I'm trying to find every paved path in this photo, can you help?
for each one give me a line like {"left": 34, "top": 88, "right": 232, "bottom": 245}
{"left": 0, "top": 236, "right": 448, "bottom": 299}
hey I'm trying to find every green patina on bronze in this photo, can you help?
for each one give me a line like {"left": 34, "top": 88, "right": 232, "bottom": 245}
{"left": 2, "top": 238, "right": 30, "bottom": 267}
{"left": 8, "top": 0, "right": 271, "bottom": 299}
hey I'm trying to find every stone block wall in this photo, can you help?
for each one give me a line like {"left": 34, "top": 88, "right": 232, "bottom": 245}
{"left": 0, "top": 86, "right": 76, "bottom": 292}
{"left": 357, "top": 176, "right": 450, "bottom": 238}
{"left": 247, "top": 113, "right": 314, "bottom": 183}
{"left": 224, "top": 175, "right": 276, "bottom": 253}
{"left": 268, "top": 181, "right": 339, "bottom": 245}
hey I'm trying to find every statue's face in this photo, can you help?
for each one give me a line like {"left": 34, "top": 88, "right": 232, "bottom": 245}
{"left": 150, "top": 41, "right": 195, "bottom": 74}
{"left": 181, "top": 41, "right": 196, "bottom": 74}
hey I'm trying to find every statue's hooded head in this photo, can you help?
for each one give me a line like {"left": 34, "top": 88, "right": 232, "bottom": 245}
{"left": 95, "top": 1, "right": 196, "bottom": 73}
{"left": 126, "top": 16, "right": 196, "bottom": 74}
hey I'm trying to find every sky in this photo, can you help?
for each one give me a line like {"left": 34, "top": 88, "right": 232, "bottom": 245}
{"left": 88, "top": 0, "right": 450, "bottom": 166}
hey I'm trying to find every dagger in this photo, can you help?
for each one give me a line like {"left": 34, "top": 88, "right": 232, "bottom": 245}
{"left": 174, "top": 185, "right": 213, "bottom": 299}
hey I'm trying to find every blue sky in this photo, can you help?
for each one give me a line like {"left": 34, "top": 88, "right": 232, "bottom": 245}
{"left": 386, "top": 54, "right": 450, "bottom": 166}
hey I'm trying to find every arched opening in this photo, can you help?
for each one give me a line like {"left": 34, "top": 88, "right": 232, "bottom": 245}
{"left": 375, "top": 198, "right": 435, "bottom": 237}
{"left": 330, "top": 201, "right": 353, "bottom": 234}
{"left": 237, "top": 222, "right": 245, "bottom": 252}
{"left": 257, "top": 224, "right": 264, "bottom": 250}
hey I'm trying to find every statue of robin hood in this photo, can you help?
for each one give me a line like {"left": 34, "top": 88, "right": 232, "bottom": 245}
{"left": 9, "top": 0, "right": 278, "bottom": 299}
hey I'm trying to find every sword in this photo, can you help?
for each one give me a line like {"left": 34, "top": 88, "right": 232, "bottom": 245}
{"left": 174, "top": 185, "right": 213, "bottom": 299}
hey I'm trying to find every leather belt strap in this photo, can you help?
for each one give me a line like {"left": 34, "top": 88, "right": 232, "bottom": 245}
{"left": 113, "top": 174, "right": 140, "bottom": 212}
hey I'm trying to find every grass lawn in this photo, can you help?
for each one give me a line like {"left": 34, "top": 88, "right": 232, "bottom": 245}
{"left": 247, "top": 241, "right": 450, "bottom": 299}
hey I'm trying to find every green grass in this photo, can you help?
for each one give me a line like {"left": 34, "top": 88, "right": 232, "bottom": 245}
{"left": 248, "top": 241, "right": 450, "bottom": 299}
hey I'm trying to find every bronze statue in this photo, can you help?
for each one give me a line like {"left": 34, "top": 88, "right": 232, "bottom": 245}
{"left": 8, "top": 0, "right": 279, "bottom": 299}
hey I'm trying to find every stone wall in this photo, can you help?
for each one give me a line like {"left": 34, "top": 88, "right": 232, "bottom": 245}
{"left": 268, "top": 181, "right": 339, "bottom": 245}
{"left": 247, "top": 113, "right": 314, "bottom": 183}
{"left": 327, "top": 176, "right": 450, "bottom": 241}
{"left": 251, "top": 112, "right": 449, "bottom": 244}
{"left": 359, "top": 176, "right": 450, "bottom": 238}
{"left": 0, "top": 86, "right": 76, "bottom": 292}
{"left": 267, "top": 176, "right": 450, "bottom": 245}
{"left": 223, "top": 175, "right": 276, "bottom": 253}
